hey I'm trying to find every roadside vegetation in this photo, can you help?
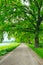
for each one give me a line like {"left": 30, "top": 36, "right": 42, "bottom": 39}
{"left": 0, "top": 43, "right": 20, "bottom": 56}
{"left": 27, "top": 43, "right": 43, "bottom": 58}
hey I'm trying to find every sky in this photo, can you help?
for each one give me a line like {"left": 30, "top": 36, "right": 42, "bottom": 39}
{"left": 22, "top": 0, "right": 29, "bottom": 6}
{"left": 3, "top": 32, "right": 15, "bottom": 43}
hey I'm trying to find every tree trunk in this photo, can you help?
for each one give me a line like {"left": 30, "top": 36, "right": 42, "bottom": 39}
{"left": 35, "top": 31, "right": 39, "bottom": 48}
{"left": 35, "top": 7, "right": 40, "bottom": 48}
{"left": 0, "top": 37, "right": 3, "bottom": 43}
{"left": 35, "top": 24, "right": 39, "bottom": 48}
{"left": 0, "top": 32, "right": 3, "bottom": 43}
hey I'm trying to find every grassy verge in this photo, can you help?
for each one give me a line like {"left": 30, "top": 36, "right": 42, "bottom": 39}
{"left": 0, "top": 43, "right": 20, "bottom": 56}
{"left": 27, "top": 43, "right": 43, "bottom": 58}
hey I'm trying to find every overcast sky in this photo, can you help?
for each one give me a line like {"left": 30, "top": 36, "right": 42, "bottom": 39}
{"left": 22, "top": 0, "right": 29, "bottom": 6}
{"left": 3, "top": 32, "right": 15, "bottom": 42}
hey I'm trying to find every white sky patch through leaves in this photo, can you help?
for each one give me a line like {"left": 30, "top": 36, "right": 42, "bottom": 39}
{"left": 21, "top": 0, "right": 29, "bottom": 6}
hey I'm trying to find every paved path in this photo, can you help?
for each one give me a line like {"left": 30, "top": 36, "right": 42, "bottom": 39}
{"left": 0, "top": 43, "right": 43, "bottom": 65}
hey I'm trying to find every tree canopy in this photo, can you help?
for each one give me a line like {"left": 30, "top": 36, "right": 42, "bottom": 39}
{"left": 0, "top": 0, "right": 43, "bottom": 47}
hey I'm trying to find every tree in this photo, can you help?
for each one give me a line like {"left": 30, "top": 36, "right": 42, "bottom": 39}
{"left": 23, "top": 0, "right": 43, "bottom": 47}
{"left": 0, "top": 0, "right": 43, "bottom": 48}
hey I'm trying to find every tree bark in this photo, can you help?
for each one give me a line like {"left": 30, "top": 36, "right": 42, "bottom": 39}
{"left": 28, "top": 36, "right": 32, "bottom": 44}
{"left": 35, "top": 7, "right": 41, "bottom": 48}
{"left": 35, "top": 31, "right": 39, "bottom": 48}
{"left": 35, "top": 24, "right": 39, "bottom": 48}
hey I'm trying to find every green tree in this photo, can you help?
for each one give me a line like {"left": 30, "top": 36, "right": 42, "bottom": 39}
{"left": 0, "top": 0, "right": 43, "bottom": 48}
{"left": 23, "top": 0, "right": 43, "bottom": 47}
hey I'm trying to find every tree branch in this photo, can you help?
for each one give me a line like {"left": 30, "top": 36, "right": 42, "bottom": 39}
{"left": 34, "top": 0, "right": 39, "bottom": 9}
{"left": 24, "top": 14, "right": 36, "bottom": 28}
{"left": 28, "top": 10, "right": 36, "bottom": 20}
{"left": 40, "top": 0, "right": 42, "bottom": 8}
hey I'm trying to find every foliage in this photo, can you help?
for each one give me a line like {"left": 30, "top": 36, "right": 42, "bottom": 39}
{"left": 27, "top": 44, "right": 43, "bottom": 58}
{"left": 0, "top": 0, "right": 43, "bottom": 47}
{"left": 0, "top": 43, "right": 20, "bottom": 56}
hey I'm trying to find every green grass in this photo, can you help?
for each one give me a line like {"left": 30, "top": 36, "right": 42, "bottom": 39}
{"left": 27, "top": 44, "right": 43, "bottom": 58}
{"left": 0, "top": 43, "right": 20, "bottom": 56}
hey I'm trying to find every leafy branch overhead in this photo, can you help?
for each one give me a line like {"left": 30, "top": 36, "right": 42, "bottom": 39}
{"left": 0, "top": 0, "right": 43, "bottom": 47}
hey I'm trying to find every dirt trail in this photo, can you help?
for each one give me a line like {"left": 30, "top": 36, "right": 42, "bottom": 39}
{"left": 0, "top": 43, "right": 43, "bottom": 65}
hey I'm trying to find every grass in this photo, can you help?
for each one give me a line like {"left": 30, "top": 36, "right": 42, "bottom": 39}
{"left": 27, "top": 43, "right": 43, "bottom": 58}
{"left": 0, "top": 43, "right": 20, "bottom": 56}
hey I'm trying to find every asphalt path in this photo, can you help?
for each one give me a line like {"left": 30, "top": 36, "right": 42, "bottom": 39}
{"left": 0, "top": 43, "right": 43, "bottom": 65}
